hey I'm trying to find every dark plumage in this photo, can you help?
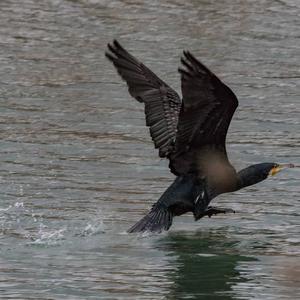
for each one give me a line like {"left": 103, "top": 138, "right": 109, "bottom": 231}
{"left": 105, "top": 40, "right": 295, "bottom": 233}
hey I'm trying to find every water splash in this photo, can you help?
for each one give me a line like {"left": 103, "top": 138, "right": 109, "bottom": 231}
{"left": 80, "top": 220, "right": 105, "bottom": 237}
{"left": 31, "top": 224, "right": 66, "bottom": 246}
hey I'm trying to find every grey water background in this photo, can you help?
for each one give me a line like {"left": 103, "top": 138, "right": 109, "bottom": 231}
{"left": 0, "top": 0, "right": 299, "bottom": 299}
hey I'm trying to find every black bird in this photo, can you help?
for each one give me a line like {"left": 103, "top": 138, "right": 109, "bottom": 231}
{"left": 105, "top": 40, "right": 295, "bottom": 233}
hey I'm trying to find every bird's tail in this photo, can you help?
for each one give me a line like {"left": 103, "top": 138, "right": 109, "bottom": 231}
{"left": 128, "top": 205, "right": 173, "bottom": 233}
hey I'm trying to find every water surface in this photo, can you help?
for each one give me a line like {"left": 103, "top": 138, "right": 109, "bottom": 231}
{"left": 0, "top": 0, "right": 299, "bottom": 299}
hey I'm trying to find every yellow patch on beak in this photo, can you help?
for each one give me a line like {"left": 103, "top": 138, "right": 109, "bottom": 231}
{"left": 269, "top": 166, "right": 282, "bottom": 176}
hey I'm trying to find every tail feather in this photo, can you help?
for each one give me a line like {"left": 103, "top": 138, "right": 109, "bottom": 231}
{"left": 128, "top": 205, "right": 173, "bottom": 233}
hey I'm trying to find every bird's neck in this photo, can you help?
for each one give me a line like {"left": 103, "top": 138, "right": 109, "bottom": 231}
{"left": 236, "top": 165, "right": 266, "bottom": 190}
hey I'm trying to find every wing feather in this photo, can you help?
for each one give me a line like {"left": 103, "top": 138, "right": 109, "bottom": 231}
{"left": 170, "top": 51, "right": 239, "bottom": 175}
{"left": 106, "top": 40, "right": 181, "bottom": 157}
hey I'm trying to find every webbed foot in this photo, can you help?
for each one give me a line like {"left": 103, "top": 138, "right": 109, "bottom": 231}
{"left": 204, "top": 206, "right": 235, "bottom": 218}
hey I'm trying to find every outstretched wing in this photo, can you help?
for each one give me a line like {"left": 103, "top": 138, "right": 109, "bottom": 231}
{"left": 106, "top": 40, "right": 181, "bottom": 158}
{"left": 169, "top": 51, "right": 238, "bottom": 175}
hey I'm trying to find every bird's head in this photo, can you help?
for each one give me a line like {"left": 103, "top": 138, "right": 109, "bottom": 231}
{"left": 237, "top": 162, "right": 295, "bottom": 190}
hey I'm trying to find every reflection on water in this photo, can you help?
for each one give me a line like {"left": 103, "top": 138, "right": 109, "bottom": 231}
{"left": 158, "top": 231, "right": 255, "bottom": 300}
{"left": 0, "top": 0, "right": 299, "bottom": 299}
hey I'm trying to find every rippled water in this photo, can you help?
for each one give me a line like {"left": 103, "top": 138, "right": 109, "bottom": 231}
{"left": 0, "top": 0, "right": 299, "bottom": 299}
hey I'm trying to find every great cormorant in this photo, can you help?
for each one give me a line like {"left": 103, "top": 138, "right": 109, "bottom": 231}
{"left": 105, "top": 40, "right": 295, "bottom": 233}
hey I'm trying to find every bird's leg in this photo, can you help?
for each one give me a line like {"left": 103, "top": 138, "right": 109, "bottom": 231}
{"left": 204, "top": 206, "right": 235, "bottom": 218}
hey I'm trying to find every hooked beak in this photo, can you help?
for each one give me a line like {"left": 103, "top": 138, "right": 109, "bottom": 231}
{"left": 269, "top": 163, "right": 295, "bottom": 176}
